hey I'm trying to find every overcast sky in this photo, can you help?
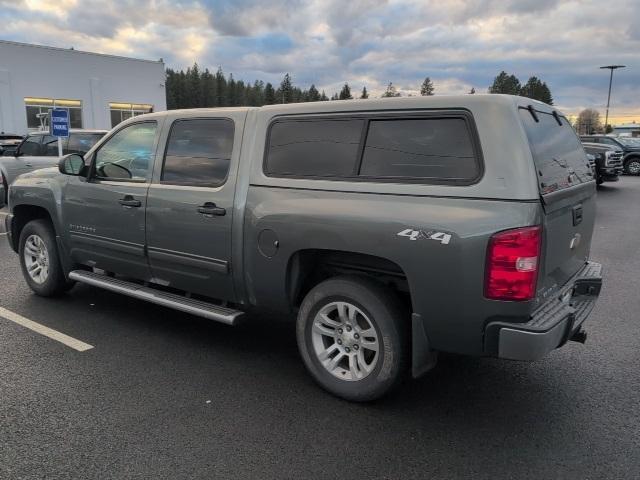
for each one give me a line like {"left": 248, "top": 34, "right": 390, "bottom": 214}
{"left": 1, "top": 0, "right": 638, "bottom": 122}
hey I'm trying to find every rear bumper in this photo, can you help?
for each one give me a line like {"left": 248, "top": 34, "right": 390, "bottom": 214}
{"left": 484, "top": 261, "right": 602, "bottom": 361}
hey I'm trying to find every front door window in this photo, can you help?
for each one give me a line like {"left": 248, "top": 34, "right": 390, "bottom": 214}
{"left": 94, "top": 122, "right": 157, "bottom": 181}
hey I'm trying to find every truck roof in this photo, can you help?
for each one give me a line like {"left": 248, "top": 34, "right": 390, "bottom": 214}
{"left": 141, "top": 94, "right": 560, "bottom": 119}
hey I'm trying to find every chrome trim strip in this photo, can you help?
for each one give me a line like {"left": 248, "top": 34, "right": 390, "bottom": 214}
{"left": 147, "top": 247, "right": 228, "bottom": 274}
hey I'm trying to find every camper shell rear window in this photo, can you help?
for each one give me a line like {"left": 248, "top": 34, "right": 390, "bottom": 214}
{"left": 519, "top": 108, "right": 592, "bottom": 194}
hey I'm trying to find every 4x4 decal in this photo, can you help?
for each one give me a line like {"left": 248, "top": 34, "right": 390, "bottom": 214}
{"left": 397, "top": 228, "right": 452, "bottom": 245}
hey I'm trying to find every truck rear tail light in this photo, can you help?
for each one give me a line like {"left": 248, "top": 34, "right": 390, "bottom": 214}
{"left": 485, "top": 226, "right": 542, "bottom": 301}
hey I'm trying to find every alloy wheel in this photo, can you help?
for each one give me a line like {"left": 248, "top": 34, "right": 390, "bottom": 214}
{"left": 311, "top": 301, "right": 380, "bottom": 381}
{"left": 627, "top": 160, "right": 640, "bottom": 175}
{"left": 23, "top": 234, "right": 50, "bottom": 284}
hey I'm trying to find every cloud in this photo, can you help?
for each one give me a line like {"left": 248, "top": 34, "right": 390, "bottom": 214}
{"left": 1, "top": 0, "right": 639, "bottom": 120}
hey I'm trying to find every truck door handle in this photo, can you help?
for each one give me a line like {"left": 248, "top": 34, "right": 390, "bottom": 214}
{"left": 119, "top": 196, "right": 141, "bottom": 208}
{"left": 197, "top": 202, "right": 226, "bottom": 216}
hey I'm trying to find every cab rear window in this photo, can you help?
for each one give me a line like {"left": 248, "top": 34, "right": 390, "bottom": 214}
{"left": 519, "top": 108, "right": 592, "bottom": 194}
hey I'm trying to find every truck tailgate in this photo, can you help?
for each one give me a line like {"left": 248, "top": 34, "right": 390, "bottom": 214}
{"left": 539, "top": 183, "right": 596, "bottom": 298}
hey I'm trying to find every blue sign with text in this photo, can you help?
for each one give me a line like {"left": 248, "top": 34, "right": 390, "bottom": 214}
{"left": 50, "top": 109, "right": 69, "bottom": 138}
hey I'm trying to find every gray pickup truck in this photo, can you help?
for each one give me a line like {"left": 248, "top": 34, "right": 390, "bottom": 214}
{"left": 4, "top": 95, "right": 603, "bottom": 401}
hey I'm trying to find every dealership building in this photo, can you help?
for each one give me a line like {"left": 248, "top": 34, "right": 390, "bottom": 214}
{"left": 0, "top": 40, "right": 166, "bottom": 135}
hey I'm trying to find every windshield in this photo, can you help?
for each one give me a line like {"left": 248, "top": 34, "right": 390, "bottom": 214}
{"left": 617, "top": 137, "right": 640, "bottom": 147}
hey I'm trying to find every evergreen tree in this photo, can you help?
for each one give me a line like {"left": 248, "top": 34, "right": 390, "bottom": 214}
{"left": 247, "top": 80, "right": 264, "bottom": 106}
{"left": 420, "top": 77, "right": 434, "bottom": 96}
{"left": 185, "top": 63, "right": 202, "bottom": 108}
{"left": 360, "top": 86, "right": 368, "bottom": 99}
{"left": 214, "top": 67, "right": 226, "bottom": 107}
{"left": 278, "top": 73, "right": 293, "bottom": 103}
{"left": 175, "top": 70, "right": 187, "bottom": 108}
{"left": 307, "top": 84, "right": 320, "bottom": 102}
{"left": 382, "top": 82, "right": 401, "bottom": 97}
{"left": 227, "top": 74, "right": 237, "bottom": 106}
{"left": 330, "top": 93, "right": 339, "bottom": 100}
{"left": 165, "top": 68, "right": 178, "bottom": 109}
{"left": 520, "top": 76, "right": 554, "bottom": 105}
{"left": 469, "top": 87, "right": 476, "bottom": 94}
{"left": 488, "top": 71, "right": 521, "bottom": 95}
{"left": 320, "top": 90, "right": 329, "bottom": 101}
{"left": 290, "top": 86, "right": 303, "bottom": 103}
{"left": 264, "top": 82, "right": 276, "bottom": 105}
{"left": 540, "top": 83, "right": 553, "bottom": 105}
{"left": 201, "top": 68, "right": 215, "bottom": 107}
{"left": 338, "top": 83, "right": 353, "bottom": 100}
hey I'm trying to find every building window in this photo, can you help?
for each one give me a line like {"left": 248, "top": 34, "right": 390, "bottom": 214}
{"left": 24, "top": 97, "right": 83, "bottom": 130}
{"left": 109, "top": 103, "right": 153, "bottom": 127}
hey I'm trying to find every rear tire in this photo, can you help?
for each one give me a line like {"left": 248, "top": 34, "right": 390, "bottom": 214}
{"left": 19, "top": 219, "right": 70, "bottom": 297}
{"left": 296, "top": 276, "right": 409, "bottom": 402}
{"left": 624, "top": 157, "right": 640, "bottom": 175}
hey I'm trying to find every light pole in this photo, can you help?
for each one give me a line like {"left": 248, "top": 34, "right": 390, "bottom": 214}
{"left": 600, "top": 65, "right": 626, "bottom": 133}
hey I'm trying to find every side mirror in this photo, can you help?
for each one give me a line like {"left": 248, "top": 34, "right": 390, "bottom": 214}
{"left": 58, "top": 153, "right": 86, "bottom": 176}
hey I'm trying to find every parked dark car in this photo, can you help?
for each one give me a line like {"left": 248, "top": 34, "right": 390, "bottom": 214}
{"left": 580, "top": 135, "right": 640, "bottom": 175}
{"left": 5, "top": 96, "right": 602, "bottom": 401}
{"left": 581, "top": 142, "right": 624, "bottom": 185}
{"left": 0, "top": 133, "right": 24, "bottom": 156}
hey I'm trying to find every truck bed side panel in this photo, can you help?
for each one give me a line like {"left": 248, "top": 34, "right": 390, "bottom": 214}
{"left": 243, "top": 186, "right": 541, "bottom": 356}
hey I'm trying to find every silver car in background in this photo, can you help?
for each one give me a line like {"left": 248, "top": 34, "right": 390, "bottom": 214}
{"left": 0, "top": 129, "right": 107, "bottom": 205}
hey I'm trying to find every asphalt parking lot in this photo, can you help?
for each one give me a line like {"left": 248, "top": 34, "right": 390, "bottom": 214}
{"left": 1, "top": 178, "right": 640, "bottom": 480}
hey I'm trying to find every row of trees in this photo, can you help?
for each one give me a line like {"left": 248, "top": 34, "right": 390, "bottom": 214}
{"left": 488, "top": 71, "right": 554, "bottom": 104}
{"left": 165, "top": 64, "right": 554, "bottom": 110}
{"left": 165, "top": 66, "right": 331, "bottom": 109}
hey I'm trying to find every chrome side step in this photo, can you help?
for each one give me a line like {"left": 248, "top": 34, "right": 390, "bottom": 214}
{"left": 68, "top": 270, "right": 244, "bottom": 326}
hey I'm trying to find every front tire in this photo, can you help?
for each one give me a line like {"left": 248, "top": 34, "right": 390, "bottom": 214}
{"left": 296, "top": 276, "right": 409, "bottom": 402}
{"left": 19, "top": 219, "right": 70, "bottom": 297}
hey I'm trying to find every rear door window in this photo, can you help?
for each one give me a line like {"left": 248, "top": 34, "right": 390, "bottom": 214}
{"left": 519, "top": 109, "right": 592, "bottom": 194}
{"left": 266, "top": 119, "right": 364, "bottom": 177}
{"left": 161, "top": 118, "right": 235, "bottom": 186}
{"left": 359, "top": 118, "right": 479, "bottom": 181}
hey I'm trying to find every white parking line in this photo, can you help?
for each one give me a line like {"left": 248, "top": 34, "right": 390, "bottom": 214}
{"left": 0, "top": 306, "right": 94, "bottom": 352}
